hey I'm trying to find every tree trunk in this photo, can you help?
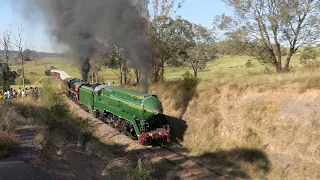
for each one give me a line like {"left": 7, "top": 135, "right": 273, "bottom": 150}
{"left": 193, "top": 68, "right": 198, "bottom": 78}
{"left": 21, "top": 56, "right": 25, "bottom": 89}
{"left": 3, "top": 49, "right": 10, "bottom": 90}
{"left": 117, "top": 48, "right": 123, "bottom": 85}
{"left": 283, "top": 49, "right": 294, "bottom": 72}
{"left": 153, "top": 67, "right": 159, "bottom": 83}
{"left": 123, "top": 59, "right": 127, "bottom": 84}
{"left": 1, "top": 63, "right": 10, "bottom": 91}
{"left": 275, "top": 62, "right": 282, "bottom": 73}
{"left": 160, "top": 58, "right": 165, "bottom": 82}
{"left": 152, "top": 62, "right": 160, "bottom": 83}
{"left": 91, "top": 71, "right": 94, "bottom": 84}
{"left": 120, "top": 66, "right": 123, "bottom": 85}
{"left": 134, "top": 68, "right": 140, "bottom": 84}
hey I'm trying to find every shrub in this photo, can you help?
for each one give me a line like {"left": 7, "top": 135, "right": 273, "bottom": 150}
{"left": 302, "top": 60, "right": 320, "bottom": 71}
{"left": 50, "top": 66, "right": 56, "bottom": 69}
{"left": 0, "top": 132, "right": 20, "bottom": 160}
{"left": 17, "top": 69, "right": 22, "bottom": 74}
{"left": 15, "top": 77, "right": 31, "bottom": 85}
{"left": 40, "top": 77, "right": 59, "bottom": 106}
{"left": 300, "top": 47, "right": 318, "bottom": 64}
{"left": 132, "top": 159, "right": 151, "bottom": 180}
{"left": 182, "top": 71, "right": 197, "bottom": 93}
{"left": 263, "top": 66, "right": 273, "bottom": 74}
{"left": 172, "top": 99, "right": 182, "bottom": 111}
{"left": 245, "top": 59, "right": 254, "bottom": 68}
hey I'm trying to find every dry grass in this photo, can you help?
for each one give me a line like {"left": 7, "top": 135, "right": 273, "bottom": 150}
{"left": 149, "top": 70, "right": 320, "bottom": 179}
{"left": 0, "top": 132, "right": 20, "bottom": 160}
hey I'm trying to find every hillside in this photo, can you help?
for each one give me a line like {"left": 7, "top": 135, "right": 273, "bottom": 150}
{"left": 9, "top": 51, "right": 312, "bottom": 88}
{"left": 6, "top": 55, "right": 320, "bottom": 179}
{"left": 150, "top": 75, "right": 320, "bottom": 179}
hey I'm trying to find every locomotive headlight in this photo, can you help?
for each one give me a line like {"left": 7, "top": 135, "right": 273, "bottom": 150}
{"left": 152, "top": 109, "right": 159, "bottom": 115}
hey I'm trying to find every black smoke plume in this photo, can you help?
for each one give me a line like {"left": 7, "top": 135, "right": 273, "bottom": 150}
{"left": 18, "top": 0, "right": 152, "bottom": 89}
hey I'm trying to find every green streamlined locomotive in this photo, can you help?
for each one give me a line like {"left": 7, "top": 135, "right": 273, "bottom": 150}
{"left": 62, "top": 78, "right": 170, "bottom": 145}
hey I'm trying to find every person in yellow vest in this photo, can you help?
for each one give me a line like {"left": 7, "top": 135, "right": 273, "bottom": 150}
{"left": 0, "top": 90, "right": 3, "bottom": 100}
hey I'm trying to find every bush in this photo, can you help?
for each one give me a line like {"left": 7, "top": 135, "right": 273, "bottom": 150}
{"left": 302, "top": 60, "right": 320, "bottom": 71}
{"left": 0, "top": 133, "right": 20, "bottom": 160}
{"left": 263, "top": 66, "right": 273, "bottom": 74}
{"left": 245, "top": 59, "right": 254, "bottom": 68}
{"left": 132, "top": 159, "right": 151, "bottom": 180}
{"left": 50, "top": 66, "right": 56, "bottom": 69}
{"left": 17, "top": 69, "right": 22, "bottom": 74}
{"left": 182, "top": 71, "right": 197, "bottom": 93}
{"left": 40, "top": 77, "right": 59, "bottom": 106}
{"left": 15, "top": 77, "right": 31, "bottom": 85}
{"left": 300, "top": 47, "right": 318, "bottom": 64}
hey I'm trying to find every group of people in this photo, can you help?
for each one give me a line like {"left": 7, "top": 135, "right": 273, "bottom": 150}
{"left": 104, "top": 81, "right": 115, "bottom": 86}
{"left": 0, "top": 87, "right": 41, "bottom": 100}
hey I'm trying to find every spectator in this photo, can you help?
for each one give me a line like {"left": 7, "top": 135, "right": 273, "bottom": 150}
{"left": 9, "top": 88, "right": 13, "bottom": 98}
{"left": 17, "top": 88, "right": 22, "bottom": 97}
{"left": 0, "top": 90, "right": 3, "bottom": 99}
{"left": 6, "top": 90, "right": 10, "bottom": 99}
{"left": 4, "top": 90, "right": 8, "bottom": 99}
{"left": 22, "top": 89, "right": 25, "bottom": 97}
{"left": 25, "top": 88, "right": 29, "bottom": 97}
{"left": 30, "top": 87, "right": 34, "bottom": 98}
{"left": 34, "top": 87, "right": 39, "bottom": 98}
{"left": 12, "top": 89, "right": 16, "bottom": 98}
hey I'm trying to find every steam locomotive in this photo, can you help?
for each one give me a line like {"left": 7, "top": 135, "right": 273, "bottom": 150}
{"left": 45, "top": 69, "right": 170, "bottom": 145}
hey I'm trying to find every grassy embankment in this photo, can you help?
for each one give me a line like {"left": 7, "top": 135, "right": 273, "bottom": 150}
{"left": 8, "top": 51, "right": 320, "bottom": 179}
{"left": 0, "top": 77, "right": 151, "bottom": 179}
{"left": 150, "top": 69, "right": 320, "bottom": 179}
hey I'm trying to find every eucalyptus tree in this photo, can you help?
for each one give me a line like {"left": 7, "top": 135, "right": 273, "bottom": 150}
{"left": 216, "top": 0, "right": 320, "bottom": 72}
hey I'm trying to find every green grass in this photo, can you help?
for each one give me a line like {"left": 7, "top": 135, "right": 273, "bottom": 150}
{"left": 10, "top": 57, "right": 121, "bottom": 89}
{"left": 9, "top": 51, "right": 317, "bottom": 89}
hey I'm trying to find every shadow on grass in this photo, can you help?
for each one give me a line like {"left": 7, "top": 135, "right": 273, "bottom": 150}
{"left": 166, "top": 115, "right": 188, "bottom": 143}
{"left": 198, "top": 148, "right": 271, "bottom": 179}
{"left": 163, "top": 75, "right": 199, "bottom": 119}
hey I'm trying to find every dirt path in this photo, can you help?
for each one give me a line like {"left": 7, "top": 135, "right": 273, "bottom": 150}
{"left": 0, "top": 126, "right": 74, "bottom": 180}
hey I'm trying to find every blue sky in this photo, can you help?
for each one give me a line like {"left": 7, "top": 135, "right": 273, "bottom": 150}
{"left": 0, "top": 0, "right": 233, "bottom": 53}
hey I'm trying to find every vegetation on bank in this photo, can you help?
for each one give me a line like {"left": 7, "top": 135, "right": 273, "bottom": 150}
{"left": 4, "top": 52, "right": 320, "bottom": 178}
{"left": 0, "top": 78, "right": 152, "bottom": 179}
{"left": 148, "top": 70, "right": 320, "bottom": 179}
{"left": 0, "top": 133, "right": 19, "bottom": 160}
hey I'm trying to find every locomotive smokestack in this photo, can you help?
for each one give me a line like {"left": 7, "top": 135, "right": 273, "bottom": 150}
{"left": 80, "top": 58, "right": 90, "bottom": 82}
{"left": 18, "top": 0, "right": 153, "bottom": 88}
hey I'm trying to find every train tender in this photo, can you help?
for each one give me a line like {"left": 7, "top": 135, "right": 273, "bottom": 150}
{"left": 45, "top": 70, "right": 170, "bottom": 145}
{"left": 45, "top": 69, "right": 72, "bottom": 80}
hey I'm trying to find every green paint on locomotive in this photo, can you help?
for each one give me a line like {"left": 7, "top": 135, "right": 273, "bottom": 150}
{"left": 79, "top": 86, "right": 94, "bottom": 108}
{"left": 78, "top": 85, "right": 165, "bottom": 137}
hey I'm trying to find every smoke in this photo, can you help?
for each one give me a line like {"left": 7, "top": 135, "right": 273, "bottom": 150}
{"left": 18, "top": 0, "right": 152, "bottom": 88}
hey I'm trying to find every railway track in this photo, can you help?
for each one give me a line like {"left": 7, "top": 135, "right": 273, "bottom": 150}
{"left": 63, "top": 92, "right": 228, "bottom": 180}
